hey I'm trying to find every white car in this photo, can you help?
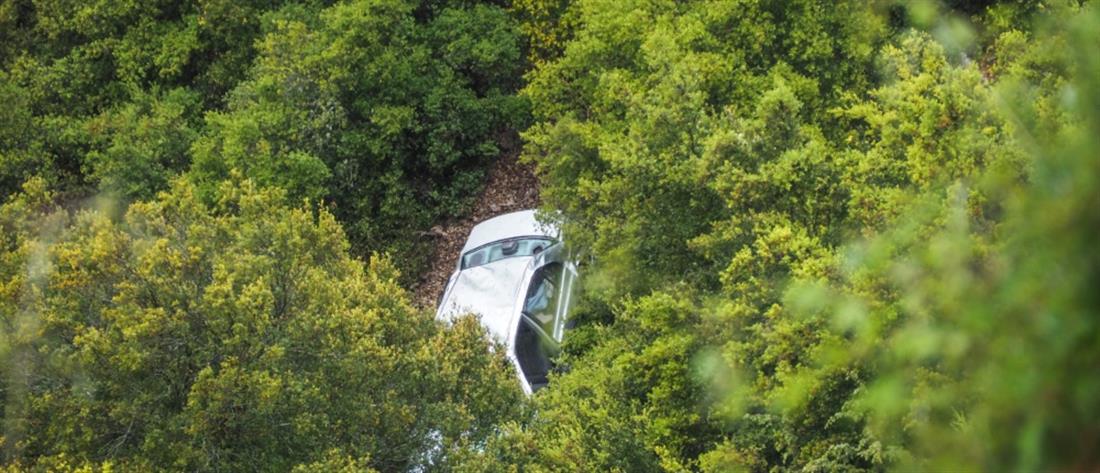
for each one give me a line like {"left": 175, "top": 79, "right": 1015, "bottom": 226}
{"left": 435, "top": 210, "right": 579, "bottom": 394}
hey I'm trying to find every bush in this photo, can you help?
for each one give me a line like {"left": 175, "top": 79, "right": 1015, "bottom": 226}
{"left": 189, "top": 0, "right": 528, "bottom": 274}
{"left": 0, "top": 178, "right": 523, "bottom": 471}
{"left": 489, "top": 0, "right": 1099, "bottom": 470}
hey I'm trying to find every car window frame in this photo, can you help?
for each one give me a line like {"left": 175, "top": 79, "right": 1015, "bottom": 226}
{"left": 460, "top": 235, "right": 556, "bottom": 270}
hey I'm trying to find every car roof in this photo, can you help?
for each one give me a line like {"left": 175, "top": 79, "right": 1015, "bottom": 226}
{"left": 460, "top": 210, "right": 558, "bottom": 255}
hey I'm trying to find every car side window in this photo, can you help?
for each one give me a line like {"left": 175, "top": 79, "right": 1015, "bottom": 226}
{"left": 514, "top": 316, "right": 552, "bottom": 391}
{"left": 523, "top": 262, "right": 563, "bottom": 335}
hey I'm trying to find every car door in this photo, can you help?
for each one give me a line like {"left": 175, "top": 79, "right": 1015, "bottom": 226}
{"left": 513, "top": 242, "right": 580, "bottom": 392}
{"left": 521, "top": 242, "right": 579, "bottom": 345}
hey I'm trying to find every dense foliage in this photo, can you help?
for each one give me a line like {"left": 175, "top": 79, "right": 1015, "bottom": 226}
{"left": 479, "top": 0, "right": 1099, "bottom": 471}
{"left": 2, "top": 0, "right": 1099, "bottom": 471}
{"left": 0, "top": 0, "right": 527, "bottom": 275}
{"left": 189, "top": 0, "right": 528, "bottom": 268}
{"left": 0, "top": 178, "right": 522, "bottom": 471}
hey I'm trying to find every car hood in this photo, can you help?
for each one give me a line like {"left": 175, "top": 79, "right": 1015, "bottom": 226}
{"left": 436, "top": 256, "right": 534, "bottom": 344}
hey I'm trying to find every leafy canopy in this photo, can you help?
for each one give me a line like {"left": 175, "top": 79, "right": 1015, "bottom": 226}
{"left": 0, "top": 178, "right": 523, "bottom": 471}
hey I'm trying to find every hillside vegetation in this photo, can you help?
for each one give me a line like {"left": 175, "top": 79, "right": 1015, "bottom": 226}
{"left": 1, "top": 0, "right": 1099, "bottom": 471}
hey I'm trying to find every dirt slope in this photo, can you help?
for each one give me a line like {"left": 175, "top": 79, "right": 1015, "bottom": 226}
{"left": 411, "top": 132, "right": 540, "bottom": 309}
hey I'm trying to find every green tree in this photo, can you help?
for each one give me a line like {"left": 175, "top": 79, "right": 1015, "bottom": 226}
{"left": 510, "top": 0, "right": 578, "bottom": 66}
{"left": 0, "top": 178, "right": 523, "bottom": 471}
{"left": 0, "top": 0, "right": 299, "bottom": 201}
{"left": 191, "top": 0, "right": 527, "bottom": 275}
{"left": 83, "top": 88, "right": 202, "bottom": 201}
{"left": 770, "top": 5, "right": 1100, "bottom": 471}
{"left": 522, "top": 0, "right": 885, "bottom": 299}
{"left": 480, "top": 0, "right": 1095, "bottom": 471}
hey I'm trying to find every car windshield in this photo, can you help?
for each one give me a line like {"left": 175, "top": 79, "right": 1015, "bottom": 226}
{"left": 461, "top": 237, "right": 554, "bottom": 269}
